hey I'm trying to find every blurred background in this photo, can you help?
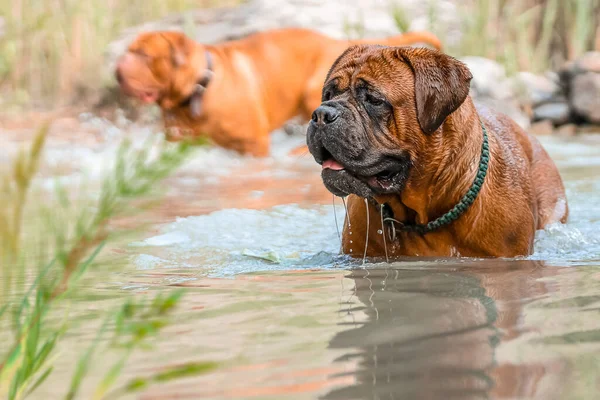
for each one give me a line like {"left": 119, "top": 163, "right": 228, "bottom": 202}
{"left": 1, "top": 0, "right": 599, "bottom": 132}
{"left": 1, "top": 2, "right": 600, "bottom": 399}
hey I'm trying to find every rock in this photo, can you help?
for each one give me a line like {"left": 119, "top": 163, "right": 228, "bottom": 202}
{"left": 104, "top": 0, "right": 462, "bottom": 73}
{"left": 514, "top": 71, "right": 562, "bottom": 107}
{"left": 570, "top": 72, "right": 600, "bottom": 124}
{"left": 555, "top": 123, "right": 577, "bottom": 138}
{"left": 529, "top": 120, "right": 554, "bottom": 136}
{"left": 559, "top": 52, "right": 600, "bottom": 125}
{"left": 562, "top": 52, "right": 600, "bottom": 77}
{"left": 533, "top": 101, "right": 570, "bottom": 125}
{"left": 576, "top": 52, "right": 600, "bottom": 73}
{"left": 460, "top": 56, "right": 530, "bottom": 129}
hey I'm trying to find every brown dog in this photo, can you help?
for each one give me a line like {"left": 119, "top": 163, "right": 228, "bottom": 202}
{"left": 307, "top": 45, "right": 568, "bottom": 258}
{"left": 115, "top": 28, "right": 442, "bottom": 156}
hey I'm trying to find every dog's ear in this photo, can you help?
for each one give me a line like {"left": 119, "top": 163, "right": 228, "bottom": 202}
{"left": 160, "top": 32, "right": 193, "bottom": 67}
{"left": 394, "top": 47, "right": 472, "bottom": 134}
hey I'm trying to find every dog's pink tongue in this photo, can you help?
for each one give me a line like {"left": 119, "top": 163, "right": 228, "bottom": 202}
{"left": 322, "top": 159, "right": 345, "bottom": 171}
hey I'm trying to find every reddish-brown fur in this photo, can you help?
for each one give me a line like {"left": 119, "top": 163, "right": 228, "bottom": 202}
{"left": 325, "top": 46, "right": 568, "bottom": 258}
{"left": 115, "top": 28, "right": 443, "bottom": 156}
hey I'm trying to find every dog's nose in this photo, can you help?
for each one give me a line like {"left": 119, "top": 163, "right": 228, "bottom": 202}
{"left": 311, "top": 105, "right": 339, "bottom": 126}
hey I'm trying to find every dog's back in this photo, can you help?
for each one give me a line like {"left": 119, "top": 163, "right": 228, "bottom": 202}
{"left": 356, "top": 31, "right": 443, "bottom": 51}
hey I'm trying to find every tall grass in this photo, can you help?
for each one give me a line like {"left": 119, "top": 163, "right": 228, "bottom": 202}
{"left": 0, "top": 0, "right": 239, "bottom": 107}
{"left": 418, "top": 0, "right": 600, "bottom": 74}
{"left": 0, "top": 127, "right": 214, "bottom": 398}
{"left": 0, "top": 0, "right": 597, "bottom": 107}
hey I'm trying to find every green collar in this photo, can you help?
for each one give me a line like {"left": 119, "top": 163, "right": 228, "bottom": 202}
{"left": 380, "top": 119, "right": 490, "bottom": 236}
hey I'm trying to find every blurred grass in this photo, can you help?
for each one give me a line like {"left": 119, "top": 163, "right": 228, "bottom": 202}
{"left": 417, "top": 0, "right": 599, "bottom": 74}
{"left": 0, "top": 125, "right": 214, "bottom": 398}
{"left": 0, "top": 0, "right": 597, "bottom": 108}
{"left": 0, "top": 0, "right": 240, "bottom": 108}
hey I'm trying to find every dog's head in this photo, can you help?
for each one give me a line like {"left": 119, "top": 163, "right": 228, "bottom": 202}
{"left": 307, "top": 45, "right": 472, "bottom": 198}
{"left": 115, "top": 31, "right": 208, "bottom": 114}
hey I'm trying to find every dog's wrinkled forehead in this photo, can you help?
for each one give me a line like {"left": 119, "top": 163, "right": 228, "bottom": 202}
{"left": 324, "top": 45, "right": 414, "bottom": 100}
{"left": 325, "top": 44, "right": 473, "bottom": 134}
{"left": 127, "top": 32, "right": 186, "bottom": 61}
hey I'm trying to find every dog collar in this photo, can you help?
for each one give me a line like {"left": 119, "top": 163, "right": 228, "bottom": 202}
{"left": 179, "top": 51, "right": 214, "bottom": 115}
{"left": 376, "top": 119, "right": 490, "bottom": 236}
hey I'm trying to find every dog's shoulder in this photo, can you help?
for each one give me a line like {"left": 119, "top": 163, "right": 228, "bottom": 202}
{"left": 474, "top": 102, "right": 538, "bottom": 169}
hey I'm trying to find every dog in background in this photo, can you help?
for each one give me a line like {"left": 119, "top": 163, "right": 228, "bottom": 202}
{"left": 115, "top": 28, "right": 442, "bottom": 156}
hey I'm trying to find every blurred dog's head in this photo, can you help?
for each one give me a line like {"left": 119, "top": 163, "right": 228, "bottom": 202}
{"left": 115, "top": 31, "right": 214, "bottom": 140}
{"left": 307, "top": 45, "right": 472, "bottom": 198}
{"left": 116, "top": 31, "right": 207, "bottom": 106}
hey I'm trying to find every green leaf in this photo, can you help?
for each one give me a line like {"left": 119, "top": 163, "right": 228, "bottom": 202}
{"left": 156, "top": 290, "right": 184, "bottom": 315}
{"left": 66, "top": 313, "right": 111, "bottom": 400}
{"left": 123, "top": 377, "right": 148, "bottom": 392}
{"left": 242, "top": 249, "right": 281, "bottom": 263}
{"left": 25, "top": 366, "right": 53, "bottom": 397}
{"left": 153, "top": 362, "right": 218, "bottom": 382}
{"left": 32, "top": 333, "right": 58, "bottom": 376}
{"left": 69, "top": 241, "right": 106, "bottom": 288}
{"left": 0, "top": 303, "right": 8, "bottom": 319}
{"left": 93, "top": 351, "right": 131, "bottom": 400}
{"left": 117, "top": 361, "right": 218, "bottom": 395}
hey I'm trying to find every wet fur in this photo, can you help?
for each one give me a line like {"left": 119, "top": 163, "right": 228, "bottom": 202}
{"left": 310, "top": 45, "right": 568, "bottom": 258}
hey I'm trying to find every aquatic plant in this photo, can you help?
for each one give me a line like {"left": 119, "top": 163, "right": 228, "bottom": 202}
{"left": 0, "top": 126, "right": 212, "bottom": 399}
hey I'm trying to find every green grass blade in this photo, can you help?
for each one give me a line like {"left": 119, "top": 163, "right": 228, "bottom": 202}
{"left": 66, "top": 313, "right": 111, "bottom": 400}
{"left": 24, "top": 366, "right": 53, "bottom": 397}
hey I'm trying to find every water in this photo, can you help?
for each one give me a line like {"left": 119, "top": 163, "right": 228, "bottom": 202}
{"left": 2, "top": 117, "right": 600, "bottom": 399}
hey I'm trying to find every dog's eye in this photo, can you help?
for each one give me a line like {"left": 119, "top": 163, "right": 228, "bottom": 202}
{"left": 322, "top": 90, "right": 333, "bottom": 102}
{"left": 365, "top": 93, "right": 384, "bottom": 106}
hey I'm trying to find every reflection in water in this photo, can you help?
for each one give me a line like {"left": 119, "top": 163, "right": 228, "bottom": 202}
{"left": 324, "top": 261, "right": 568, "bottom": 400}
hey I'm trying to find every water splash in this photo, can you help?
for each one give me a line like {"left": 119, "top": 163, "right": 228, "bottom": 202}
{"left": 131, "top": 204, "right": 347, "bottom": 276}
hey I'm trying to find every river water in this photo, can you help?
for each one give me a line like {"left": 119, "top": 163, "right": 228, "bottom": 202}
{"left": 2, "top": 116, "right": 600, "bottom": 399}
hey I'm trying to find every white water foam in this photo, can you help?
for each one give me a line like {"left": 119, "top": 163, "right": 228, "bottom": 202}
{"left": 131, "top": 204, "right": 345, "bottom": 276}
{"left": 120, "top": 133, "right": 599, "bottom": 273}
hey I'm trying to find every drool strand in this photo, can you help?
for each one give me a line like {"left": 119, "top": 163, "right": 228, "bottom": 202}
{"left": 332, "top": 195, "right": 342, "bottom": 248}
{"left": 380, "top": 204, "right": 389, "bottom": 263}
{"left": 363, "top": 198, "right": 370, "bottom": 265}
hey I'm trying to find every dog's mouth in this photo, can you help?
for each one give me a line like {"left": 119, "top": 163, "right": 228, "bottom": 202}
{"left": 322, "top": 159, "right": 401, "bottom": 190}
{"left": 319, "top": 151, "right": 409, "bottom": 198}
{"left": 115, "top": 60, "right": 162, "bottom": 104}
{"left": 117, "top": 78, "right": 161, "bottom": 104}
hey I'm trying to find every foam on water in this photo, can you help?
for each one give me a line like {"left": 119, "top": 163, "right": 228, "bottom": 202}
{"left": 29, "top": 118, "right": 596, "bottom": 274}
{"left": 131, "top": 204, "right": 345, "bottom": 276}
{"left": 133, "top": 190, "right": 600, "bottom": 277}
{"left": 130, "top": 134, "right": 600, "bottom": 275}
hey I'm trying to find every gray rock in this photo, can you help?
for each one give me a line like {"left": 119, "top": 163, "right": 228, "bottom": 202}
{"left": 514, "top": 71, "right": 562, "bottom": 107}
{"left": 533, "top": 102, "right": 570, "bottom": 125}
{"left": 460, "top": 56, "right": 530, "bottom": 129}
{"left": 570, "top": 72, "right": 600, "bottom": 124}
{"left": 576, "top": 52, "right": 600, "bottom": 73}
{"left": 561, "top": 51, "right": 600, "bottom": 77}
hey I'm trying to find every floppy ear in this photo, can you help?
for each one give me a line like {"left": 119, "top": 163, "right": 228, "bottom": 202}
{"left": 394, "top": 47, "right": 472, "bottom": 134}
{"left": 160, "top": 33, "right": 192, "bottom": 67}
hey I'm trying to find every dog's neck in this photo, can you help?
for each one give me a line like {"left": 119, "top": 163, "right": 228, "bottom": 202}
{"left": 160, "top": 45, "right": 217, "bottom": 113}
{"left": 375, "top": 98, "right": 486, "bottom": 228}
{"left": 176, "top": 50, "right": 214, "bottom": 115}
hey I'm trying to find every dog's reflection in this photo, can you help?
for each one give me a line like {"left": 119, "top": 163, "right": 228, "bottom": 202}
{"left": 322, "top": 260, "right": 566, "bottom": 400}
